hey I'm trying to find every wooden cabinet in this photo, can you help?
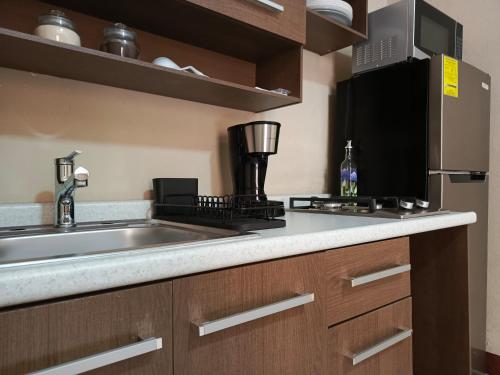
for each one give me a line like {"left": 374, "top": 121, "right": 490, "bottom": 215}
{"left": 0, "top": 282, "right": 173, "bottom": 375}
{"left": 325, "top": 238, "right": 413, "bottom": 375}
{"left": 187, "top": 0, "right": 306, "bottom": 44}
{"left": 173, "top": 253, "right": 326, "bottom": 375}
{"left": 411, "top": 227, "right": 471, "bottom": 375}
{"left": 0, "top": 0, "right": 304, "bottom": 112}
{"left": 0, "top": 237, "right": 424, "bottom": 374}
{"left": 326, "top": 237, "right": 411, "bottom": 325}
{"left": 328, "top": 297, "right": 413, "bottom": 374}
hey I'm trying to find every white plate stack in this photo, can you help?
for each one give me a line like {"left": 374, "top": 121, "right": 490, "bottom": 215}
{"left": 306, "top": 0, "right": 353, "bottom": 27}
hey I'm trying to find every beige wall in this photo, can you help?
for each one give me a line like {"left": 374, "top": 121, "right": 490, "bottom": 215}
{"left": 1, "top": 0, "right": 499, "bottom": 355}
{"left": 0, "top": 50, "right": 348, "bottom": 203}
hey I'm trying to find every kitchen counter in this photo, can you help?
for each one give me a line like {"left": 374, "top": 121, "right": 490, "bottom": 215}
{"left": 0, "top": 210, "right": 476, "bottom": 309}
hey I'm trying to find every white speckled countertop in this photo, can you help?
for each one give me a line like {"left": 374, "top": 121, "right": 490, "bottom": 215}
{"left": 0, "top": 209, "right": 476, "bottom": 309}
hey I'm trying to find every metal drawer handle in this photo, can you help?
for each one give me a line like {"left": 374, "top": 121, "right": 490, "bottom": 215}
{"left": 195, "top": 293, "right": 314, "bottom": 336}
{"left": 246, "top": 0, "right": 285, "bottom": 12}
{"left": 28, "top": 337, "right": 163, "bottom": 375}
{"left": 345, "top": 264, "right": 411, "bottom": 287}
{"left": 348, "top": 328, "right": 413, "bottom": 366}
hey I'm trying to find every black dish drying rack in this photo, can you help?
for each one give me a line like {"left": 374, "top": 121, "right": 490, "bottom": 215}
{"left": 153, "top": 194, "right": 286, "bottom": 231}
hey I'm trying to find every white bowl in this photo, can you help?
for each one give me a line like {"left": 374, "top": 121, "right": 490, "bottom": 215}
{"left": 307, "top": 0, "right": 353, "bottom": 21}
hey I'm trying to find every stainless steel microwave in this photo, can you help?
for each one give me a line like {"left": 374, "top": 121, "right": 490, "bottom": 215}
{"left": 352, "top": 0, "right": 463, "bottom": 73}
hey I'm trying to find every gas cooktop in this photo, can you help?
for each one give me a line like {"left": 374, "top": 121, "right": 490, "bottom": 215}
{"left": 289, "top": 196, "right": 449, "bottom": 220}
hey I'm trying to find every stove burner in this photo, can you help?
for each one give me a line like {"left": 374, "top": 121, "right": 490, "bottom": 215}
{"left": 289, "top": 196, "right": 445, "bottom": 220}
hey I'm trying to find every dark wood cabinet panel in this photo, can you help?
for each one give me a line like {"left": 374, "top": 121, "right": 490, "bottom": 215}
{"left": 328, "top": 297, "right": 413, "bottom": 375}
{"left": 187, "top": 0, "right": 306, "bottom": 44}
{"left": 173, "top": 253, "right": 326, "bottom": 375}
{"left": 410, "top": 226, "right": 470, "bottom": 375}
{"left": 0, "top": 282, "right": 173, "bottom": 375}
{"left": 326, "top": 237, "right": 411, "bottom": 325}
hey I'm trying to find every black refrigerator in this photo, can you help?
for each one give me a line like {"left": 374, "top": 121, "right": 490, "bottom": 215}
{"left": 333, "top": 58, "right": 430, "bottom": 200}
{"left": 333, "top": 55, "right": 491, "bottom": 373}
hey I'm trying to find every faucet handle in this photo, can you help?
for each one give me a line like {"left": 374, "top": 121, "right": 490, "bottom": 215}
{"left": 64, "top": 150, "right": 82, "bottom": 161}
{"left": 56, "top": 150, "right": 82, "bottom": 166}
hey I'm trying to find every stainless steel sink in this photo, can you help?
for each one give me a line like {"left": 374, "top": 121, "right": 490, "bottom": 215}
{"left": 0, "top": 220, "right": 256, "bottom": 267}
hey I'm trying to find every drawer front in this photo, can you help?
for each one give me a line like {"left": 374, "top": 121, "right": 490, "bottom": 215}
{"left": 328, "top": 297, "right": 413, "bottom": 374}
{"left": 326, "top": 237, "right": 411, "bottom": 325}
{"left": 173, "top": 253, "right": 326, "bottom": 375}
{"left": 186, "top": 0, "right": 306, "bottom": 44}
{"left": 0, "top": 282, "right": 172, "bottom": 375}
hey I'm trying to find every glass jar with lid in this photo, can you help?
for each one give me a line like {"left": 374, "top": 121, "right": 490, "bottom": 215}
{"left": 99, "top": 23, "right": 140, "bottom": 59}
{"left": 34, "top": 10, "right": 81, "bottom": 46}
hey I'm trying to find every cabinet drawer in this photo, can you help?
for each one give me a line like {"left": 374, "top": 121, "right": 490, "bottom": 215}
{"left": 326, "top": 237, "right": 411, "bottom": 325}
{"left": 186, "top": 0, "right": 306, "bottom": 44}
{"left": 0, "top": 282, "right": 172, "bottom": 375}
{"left": 328, "top": 297, "right": 413, "bottom": 374}
{"left": 173, "top": 253, "right": 325, "bottom": 375}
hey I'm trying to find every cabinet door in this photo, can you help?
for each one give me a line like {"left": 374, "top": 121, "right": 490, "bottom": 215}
{"left": 186, "top": 0, "right": 306, "bottom": 44}
{"left": 0, "top": 282, "right": 172, "bottom": 375}
{"left": 173, "top": 253, "right": 325, "bottom": 375}
{"left": 328, "top": 297, "right": 413, "bottom": 375}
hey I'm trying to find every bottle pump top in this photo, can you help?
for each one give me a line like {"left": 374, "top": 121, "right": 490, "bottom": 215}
{"left": 346, "top": 140, "right": 352, "bottom": 149}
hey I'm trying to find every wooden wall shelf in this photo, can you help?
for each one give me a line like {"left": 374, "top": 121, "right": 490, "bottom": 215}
{"left": 0, "top": 28, "right": 300, "bottom": 112}
{"left": 305, "top": 0, "right": 368, "bottom": 55}
{"left": 0, "top": 0, "right": 304, "bottom": 113}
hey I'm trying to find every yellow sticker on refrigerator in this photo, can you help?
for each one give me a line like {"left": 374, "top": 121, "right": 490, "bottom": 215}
{"left": 443, "top": 56, "right": 459, "bottom": 97}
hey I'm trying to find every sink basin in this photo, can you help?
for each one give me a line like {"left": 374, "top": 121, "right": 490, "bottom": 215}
{"left": 0, "top": 220, "right": 255, "bottom": 267}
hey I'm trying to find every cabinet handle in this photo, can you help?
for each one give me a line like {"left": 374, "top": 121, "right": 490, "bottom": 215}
{"left": 194, "top": 293, "right": 314, "bottom": 336}
{"left": 348, "top": 328, "right": 413, "bottom": 366}
{"left": 28, "top": 337, "right": 162, "bottom": 375}
{"left": 246, "top": 0, "right": 285, "bottom": 12}
{"left": 344, "top": 264, "right": 411, "bottom": 287}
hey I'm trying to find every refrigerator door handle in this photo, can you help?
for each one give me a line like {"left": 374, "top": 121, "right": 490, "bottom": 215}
{"left": 429, "top": 170, "right": 487, "bottom": 183}
{"left": 449, "top": 174, "right": 487, "bottom": 183}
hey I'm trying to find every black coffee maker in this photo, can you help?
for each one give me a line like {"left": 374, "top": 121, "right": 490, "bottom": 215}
{"left": 151, "top": 121, "right": 285, "bottom": 231}
{"left": 228, "top": 121, "right": 281, "bottom": 200}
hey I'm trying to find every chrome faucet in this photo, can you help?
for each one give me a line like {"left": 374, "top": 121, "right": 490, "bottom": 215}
{"left": 54, "top": 150, "right": 89, "bottom": 227}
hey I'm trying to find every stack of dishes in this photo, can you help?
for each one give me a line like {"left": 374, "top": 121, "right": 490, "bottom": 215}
{"left": 306, "top": 0, "right": 353, "bottom": 27}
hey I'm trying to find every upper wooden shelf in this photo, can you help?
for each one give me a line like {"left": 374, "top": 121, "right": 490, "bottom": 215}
{"left": 42, "top": 0, "right": 300, "bottom": 62}
{"left": 0, "top": 27, "right": 301, "bottom": 112}
{"left": 305, "top": 0, "right": 368, "bottom": 55}
{"left": 0, "top": 0, "right": 304, "bottom": 113}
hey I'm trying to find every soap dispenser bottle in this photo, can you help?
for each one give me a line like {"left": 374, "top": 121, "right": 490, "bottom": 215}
{"left": 340, "top": 140, "right": 357, "bottom": 197}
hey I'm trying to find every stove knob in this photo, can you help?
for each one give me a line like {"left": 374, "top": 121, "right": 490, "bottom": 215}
{"left": 312, "top": 201, "right": 322, "bottom": 209}
{"left": 416, "top": 199, "right": 430, "bottom": 209}
{"left": 399, "top": 200, "right": 414, "bottom": 210}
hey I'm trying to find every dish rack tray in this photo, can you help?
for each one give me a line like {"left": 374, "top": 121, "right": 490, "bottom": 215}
{"left": 154, "top": 194, "right": 285, "bottom": 223}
